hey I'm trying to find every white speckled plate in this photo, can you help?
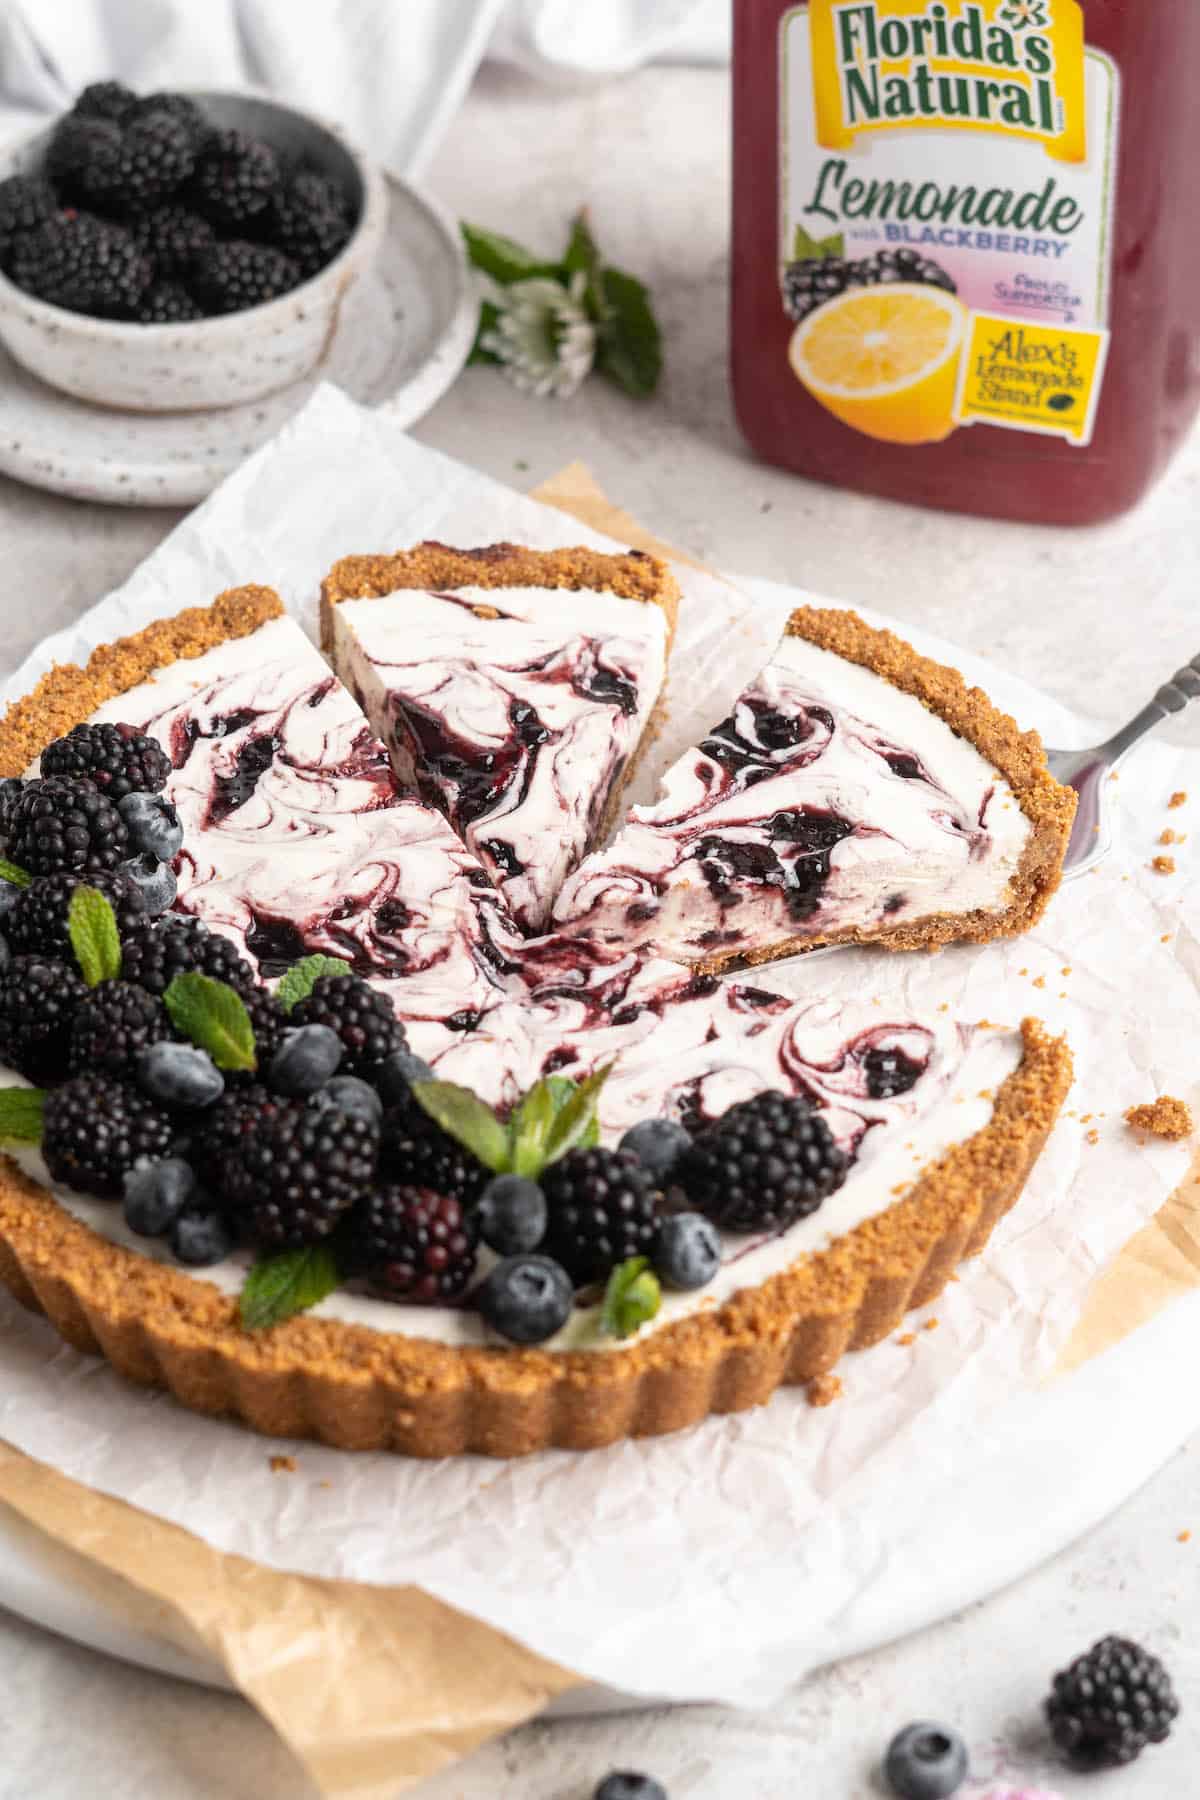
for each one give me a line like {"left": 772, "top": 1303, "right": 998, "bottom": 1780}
{"left": 0, "top": 174, "right": 475, "bottom": 507}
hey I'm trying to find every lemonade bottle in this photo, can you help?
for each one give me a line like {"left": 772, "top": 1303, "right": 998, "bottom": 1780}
{"left": 732, "top": 0, "right": 1200, "bottom": 523}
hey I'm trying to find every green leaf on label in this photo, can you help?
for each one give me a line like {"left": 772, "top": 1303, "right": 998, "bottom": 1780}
{"left": 409, "top": 1080, "right": 511, "bottom": 1174}
{"left": 562, "top": 209, "right": 601, "bottom": 287}
{"left": 600, "top": 1256, "right": 662, "bottom": 1340}
{"left": 467, "top": 297, "right": 503, "bottom": 366}
{"left": 67, "top": 884, "right": 122, "bottom": 987}
{"left": 164, "top": 973, "right": 257, "bottom": 1072}
{"left": 594, "top": 266, "right": 662, "bottom": 399}
{"left": 460, "top": 223, "right": 559, "bottom": 286}
{"left": 239, "top": 1244, "right": 340, "bottom": 1331}
{"left": 792, "top": 223, "right": 845, "bottom": 263}
{"left": 0, "top": 858, "right": 31, "bottom": 889}
{"left": 507, "top": 1077, "right": 559, "bottom": 1178}
{"left": 0, "top": 1086, "right": 44, "bottom": 1145}
{"left": 542, "top": 1063, "right": 613, "bottom": 1168}
{"left": 275, "top": 954, "right": 352, "bottom": 1014}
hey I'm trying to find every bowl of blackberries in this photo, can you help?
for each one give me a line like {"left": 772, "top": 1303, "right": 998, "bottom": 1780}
{"left": 0, "top": 81, "right": 387, "bottom": 411}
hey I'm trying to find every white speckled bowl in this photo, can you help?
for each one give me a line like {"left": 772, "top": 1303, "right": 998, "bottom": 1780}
{"left": 0, "top": 92, "right": 388, "bottom": 412}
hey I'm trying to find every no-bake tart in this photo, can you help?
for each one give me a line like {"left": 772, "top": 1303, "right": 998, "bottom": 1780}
{"left": 0, "top": 570, "right": 1074, "bottom": 1458}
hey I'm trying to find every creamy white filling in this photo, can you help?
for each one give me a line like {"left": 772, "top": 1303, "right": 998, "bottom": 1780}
{"left": 552, "top": 634, "right": 1033, "bottom": 959}
{"left": 328, "top": 585, "right": 668, "bottom": 931}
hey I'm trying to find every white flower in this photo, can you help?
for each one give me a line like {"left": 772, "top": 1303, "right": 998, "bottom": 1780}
{"left": 481, "top": 271, "right": 596, "bottom": 400}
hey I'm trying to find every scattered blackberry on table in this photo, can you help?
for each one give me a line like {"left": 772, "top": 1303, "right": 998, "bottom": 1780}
{"left": 677, "top": 1089, "right": 847, "bottom": 1232}
{"left": 137, "top": 279, "right": 203, "bottom": 323}
{"left": 9, "top": 776, "right": 129, "bottom": 877}
{"left": 6, "top": 869, "right": 142, "bottom": 958}
{"left": 1046, "top": 1635, "right": 1179, "bottom": 1769}
{"left": 381, "top": 1086, "right": 489, "bottom": 1208}
{"left": 266, "top": 169, "right": 352, "bottom": 277}
{"left": 782, "top": 255, "right": 861, "bottom": 322}
{"left": 618, "top": 1116, "right": 692, "bottom": 1182}
{"left": 291, "top": 973, "right": 405, "bottom": 1078}
{"left": 11, "top": 211, "right": 152, "bottom": 317}
{"left": 119, "top": 851, "right": 177, "bottom": 915}
{"left": 540, "top": 1145, "right": 658, "bottom": 1285}
{"left": 478, "top": 1174, "right": 547, "bottom": 1256}
{"left": 118, "top": 914, "right": 256, "bottom": 998}
{"left": 883, "top": 1723, "right": 968, "bottom": 1800}
{"left": 69, "top": 978, "right": 172, "bottom": 1080}
{"left": 189, "top": 128, "right": 281, "bottom": 228}
{"left": 42, "top": 721, "right": 170, "bottom": 800}
{"left": 137, "top": 1041, "right": 224, "bottom": 1111}
{"left": 0, "top": 955, "right": 88, "bottom": 1084}
{"left": 132, "top": 203, "right": 215, "bottom": 277}
{"left": 133, "top": 92, "right": 208, "bottom": 151}
{"left": 476, "top": 1254, "right": 574, "bottom": 1344}
{"left": 169, "top": 1205, "right": 234, "bottom": 1267}
{"left": 44, "top": 115, "right": 123, "bottom": 201}
{"left": 267, "top": 1022, "right": 343, "bottom": 1097}
{"left": 43, "top": 1074, "right": 173, "bottom": 1199}
{"left": 117, "top": 791, "right": 183, "bottom": 861}
{"left": 123, "top": 1155, "right": 195, "bottom": 1237}
{"left": 190, "top": 237, "right": 300, "bottom": 314}
{"left": 347, "top": 1183, "right": 480, "bottom": 1302}
{"left": 73, "top": 81, "right": 137, "bottom": 125}
{"left": 220, "top": 1091, "right": 380, "bottom": 1250}
{"left": 654, "top": 1212, "right": 720, "bottom": 1291}
{"left": 0, "top": 174, "right": 56, "bottom": 272}
{"left": 594, "top": 1777, "right": 668, "bottom": 1800}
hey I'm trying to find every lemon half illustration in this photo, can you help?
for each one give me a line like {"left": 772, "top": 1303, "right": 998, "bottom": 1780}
{"left": 789, "top": 284, "right": 967, "bottom": 445}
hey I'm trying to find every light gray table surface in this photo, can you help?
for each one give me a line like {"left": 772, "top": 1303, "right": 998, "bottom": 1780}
{"left": 0, "top": 62, "right": 1197, "bottom": 1800}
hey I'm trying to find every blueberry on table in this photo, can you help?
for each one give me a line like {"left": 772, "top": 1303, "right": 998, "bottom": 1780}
{"left": 883, "top": 1722, "right": 968, "bottom": 1799}
{"left": 594, "top": 1775, "right": 668, "bottom": 1800}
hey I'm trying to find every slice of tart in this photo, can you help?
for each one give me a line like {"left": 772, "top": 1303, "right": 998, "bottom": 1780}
{"left": 552, "top": 606, "right": 1077, "bottom": 970}
{"left": 320, "top": 542, "right": 679, "bottom": 932}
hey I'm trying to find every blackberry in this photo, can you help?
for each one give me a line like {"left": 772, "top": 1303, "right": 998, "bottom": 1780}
{"left": 347, "top": 1184, "right": 480, "bottom": 1302}
{"left": 98, "top": 111, "right": 199, "bottom": 216}
{"left": 1046, "top": 1636, "right": 1179, "bottom": 1769}
{"left": 45, "top": 116, "right": 123, "bottom": 202}
{"left": 6, "top": 870, "right": 143, "bottom": 958}
{"left": 189, "top": 129, "right": 281, "bottom": 228}
{"left": 0, "top": 776, "right": 25, "bottom": 838}
{"left": 11, "top": 213, "right": 151, "bottom": 318}
{"left": 41, "top": 721, "right": 170, "bottom": 801}
{"left": 0, "top": 175, "right": 56, "bottom": 273}
{"left": 9, "top": 776, "right": 129, "bottom": 876}
{"left": 132, "top": 204, "right": 215, "bottom": 278}
{"left": 43, "top": 1075, "right": 173, "bottom": 1199}
{"left": 677, "top": 1090, "right": 847, "bottom": 1232}
{"left": 540, "top": 1146, "right": 658, "bottom": 1285}
{"left": 73, "top": 81, "right": 137, "bottom": 125}
{"left": 381, "top": 1086, "right": 489, "bottom": 1208}
{"left": 782, "top": 255, "right": 860, "bottom": 322}
{"left": 69, "top": 979, "right": 171, "bottom": 1081}
{"left": 118, "top": 914, "right": 257, "bottom": 998}
{"left": 190, "top": 238, "right": 299, "bottom": 314}
{"left": 291, "top": 973, "right": 405, "bottom": 1077}
{"left": 0, "top": 955, "right": 88, "bottom": 1084}
{"left": 244, "top": 987, "right": 289, "bottom": 1070}
{"left": 266, "top": 170, "right": 352, "bottom": 278}
{"left": 190, "top": 1082, "right": 283, "bottom": 1190}
{"left": 133, "top": 92, "right": 208, "bottom": 151}
{"left": 220, "top": 1093, "right": 380, "bottom": 1249}
{"left": 136, "top": 279, "right": 202, "bottom": 324}
{"left": 865, "top": 247, "right": 956, "bottom": 293}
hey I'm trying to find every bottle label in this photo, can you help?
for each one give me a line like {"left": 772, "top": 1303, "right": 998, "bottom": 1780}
{"left": 779, "top": 1, "right": 1119, "bottom": 448}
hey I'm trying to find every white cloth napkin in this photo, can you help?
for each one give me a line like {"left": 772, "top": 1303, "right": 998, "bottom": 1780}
{"left": 0, "top": 0, "right": 730, "bottom": 173}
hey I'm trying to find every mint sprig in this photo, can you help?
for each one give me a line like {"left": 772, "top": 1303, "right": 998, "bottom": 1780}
{"left": 0, "top": 1087, "right": 45, "bottom": 1145}
{"left": 410, "top": 1065, "right": 612, "bottom": 1182}
{"left": 276, "top": 953, "right": 352, "bottom": 1014}
{"left": 240, "top": 1245, "right": 340, "bottom": 1331}
{"left": 164, "top": 972, "right": 257, "bottom": 1072}
{"left": 67, "top": 884, "right": 122, "bottom": 988}
{"left": 0, "top": 857, "right": 31, "bottom": 890}
{"left": 600, "top": 1256, "right": 661, "bottom": 1340}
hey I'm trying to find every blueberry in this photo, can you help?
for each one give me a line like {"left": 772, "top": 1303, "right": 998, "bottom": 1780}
{"left": 314, "top": 1074, "right": 382, "bottom": 1127}
{"left": 618, "top": 1117, "right": 692, "bottom": 1181}
{"left": 594, "top": 1776, "right": 668, "bottom": 1800}
{"left": 478, "top": 1174, "right": 547, "bottom": 1255}
{"left": 118, "top": 791, "right": 184, "bottom": 862}
{"left": 654, "top": 1212, "right": 721, "bottom": 1290}
{"left": 123, "top": 1156, "right": 195, "bottom": 1237}
{"left": 883, "top": 1723, "right": 969, "bottom": 1800}
{"left": 120, "top": 852, "right": 177, "bottom": 915}
{"left": 477, "top": 1254, "right": 573, "bottom": 1344}
{"left": 267, "top": 1023, "right": 343, "bottom": 1096}
{"left": 137, "top": 1041, "right": 224, "bottom": 1110}
{"left": 375, "top": 1046, "right": 433, "bottom": 1105}
{"left": 169, "top": 1206, "right": 234, "bottom": 1267}
{"left": 0, "top": 880, "right": 21, "bottom": 922}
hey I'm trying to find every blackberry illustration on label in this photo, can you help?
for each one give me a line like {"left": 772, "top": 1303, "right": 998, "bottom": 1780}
{"left": 779, "top": 0, "right": 1117, "bottom": 444}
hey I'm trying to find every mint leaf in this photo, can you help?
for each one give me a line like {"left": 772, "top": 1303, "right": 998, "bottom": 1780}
{"left": 468, "top": 297, "right": 502, "bottom": 367}
{"left": 164, "top": 973, "right": 257, "bottom": 1072}
{"left": 542, "top": 1063, "right": 612, "bottom": 1168}
{"left": 461, "top": 224, "right": 558, "bottom": 286}
{"left": 792, "top": 223, "right": 845, "bottom": 262}
{"left": 409, "top": 1080, "right": 510, "bottom": 1173}
{"left": 240, "top": 1245, "right": 340, "bottom": 1331}
{"left": 67, "top": 884, "right": 122, "bottom": 987}
{"left": 0, "top": 858, "right": 31, "bottom": 889}
{"left": 594, "top": 267, "right": 662, "bottom": 398}
{"left": 507, "top": 1078, "right": 559, "bottom": 1178}
{"left": 544, "top": 1075, "right": 599, "bottom": 1149}
{"left": 0, "top": 1087, "right": 44, "bottom": 1145}
{"left": 600, "top": 1256, "right": 661, "bottom": 1340}
{"left": 563, "top": 209, "right": 601, "bottom": 288}
{"left": 275, "top": 954, "right": 352, "bottom": 1014}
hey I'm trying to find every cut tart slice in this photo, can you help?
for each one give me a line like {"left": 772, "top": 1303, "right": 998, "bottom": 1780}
{"left": 320, "top": 542, "right": 679, "bottom": 932}
{"left": 552, "top": 605, "right": 1077, "bottom": 970}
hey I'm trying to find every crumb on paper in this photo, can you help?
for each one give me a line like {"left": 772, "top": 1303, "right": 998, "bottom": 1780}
{"left": 1032, "top": 975, "right": 1046, "bottom": 989}
{"left": 1061, "top": 966, "right": 1072, "bottom": 976}
{"left": 897, "top": 1332, "right": 916, "bottom": 1347}
{"left": 1125, "top": 1096, "right": 1194, "bottom": 1141}
{"left": 318, "top": 1480, "right": 332, "bottom": 1491}
{"left": 806, "top": 1373, "right": 842, "bottom": 1408}
{"left": 471, "top": 603, "right": 501, "bottom": 620}
{"left": 1081, "top": 1112, "right": 1092, "bottom": 1122}
{"left": 1085, "top": 1128, "right": 1100, "bottom": 1145}
{"left": 1019, "top": 967, "right": 1028, "bottom": 977}
{"left": 923, "top": 1317, "right": 939, "bottom": 1332}
{"left": 937, "top": 1002, "right": 949, "bottom": 1013}
{"left": 1179, "top": 1530, "right": 1192, "bottom": 1544}
{"left": 1152, "top": 855, "right": 1176, "bottom": 875}
{"left": 977, "top": 1088, "right": 993, "bottom": 1100}
{"left": 976, "top": 1018, "right": 997, "bottom": 1029}
{"left": 1170, "top": 791, "right": 1188, "bottom": 809}
{"left": 1160, "top": 829, "right": 1179, "bottom": 846}
{"left": 1109, "top": 771, "right": 1119, "bottom": 781}
{"left": 1162, "top": 934, "right": 1173, "bottom": 943}
{"left": 269, "top": 1455, "right": 296, "bottom": 1474}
